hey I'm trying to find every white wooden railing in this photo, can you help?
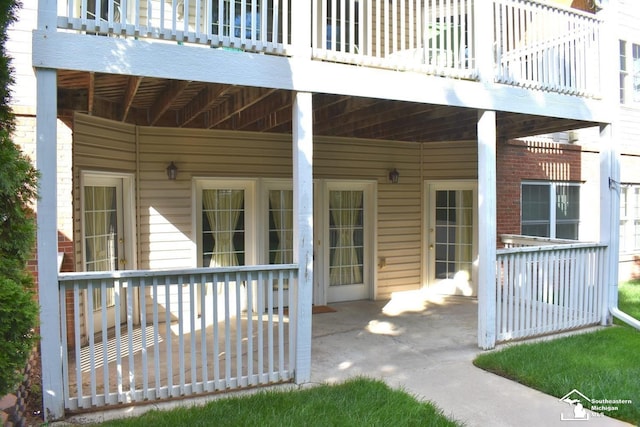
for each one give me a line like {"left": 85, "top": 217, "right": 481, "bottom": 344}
{"left": 57, "top": 1, "right": 602, "bottom": 97}
{"left": 58, "top": 264, "right": 297, "bottom": 411}
{"left": 495, "top": 242, "right": 606, "bottom": 342}
{"left": 493, "top": 0, "right": 600, "bottom": 97}
{"left": 312, "top": 0, "right": 477, "bottom": 79}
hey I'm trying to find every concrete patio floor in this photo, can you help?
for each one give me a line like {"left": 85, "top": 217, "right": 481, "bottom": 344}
{"left": 309, "top": 292, "right": 631, "bottom": 427}
{"left": 57, "top": 291, "right": 632, "bottom": 426}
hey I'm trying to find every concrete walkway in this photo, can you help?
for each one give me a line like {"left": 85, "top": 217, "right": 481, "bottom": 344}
{"left": 310, "top": 293, "right": 631, "bottom": 427}
{"left": 58, "top": 292, "right": 632, "bottom": 426}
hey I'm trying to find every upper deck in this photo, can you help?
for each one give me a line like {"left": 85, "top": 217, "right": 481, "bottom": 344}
{"left": 54, "top": 0, "right": 601, "bottom": 94}
{"left": 32, "top": 0, "right": 612, "bottom": 138}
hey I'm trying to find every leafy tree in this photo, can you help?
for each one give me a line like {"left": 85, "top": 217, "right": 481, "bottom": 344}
{"left": 0, "top": 0, "right": 40, "bottom": 397}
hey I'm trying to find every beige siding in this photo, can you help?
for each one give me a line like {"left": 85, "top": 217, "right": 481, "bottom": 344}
{"left": 73, "top": 114, "right": 137, "bottom": 272}
{"left": 75, "top": 114, "right": 479, "bottom": 300}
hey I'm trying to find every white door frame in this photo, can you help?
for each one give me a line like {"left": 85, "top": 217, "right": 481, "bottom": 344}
{"left": 80, "top": 171, "right": 137, "bottom": 337}
{"left": 423, "top": 180, "right": 478, "bottom": 296}
{"left": 316, "top": 179, "right": 376, "bottom": 304}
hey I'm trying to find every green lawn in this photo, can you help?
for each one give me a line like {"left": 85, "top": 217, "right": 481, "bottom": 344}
{"left": 98, "top": 378, "right": 462, "bottom": 427}
{"left": 474, "top": 280, "right": 640, "bottom": 424}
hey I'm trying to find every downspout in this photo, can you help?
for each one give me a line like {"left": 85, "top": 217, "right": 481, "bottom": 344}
{"left": 610, "top": 306, "right": 640, "bottom": 330}
{"left": 598, "top": 2, "right": 640, "bottom": 332}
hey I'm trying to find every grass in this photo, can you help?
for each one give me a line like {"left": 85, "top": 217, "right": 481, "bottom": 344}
{"left": 474, "top": 280, "right": 640, "bottom": 424}
{"left": 98, "top": 378, "right": 462, "bottom": 427}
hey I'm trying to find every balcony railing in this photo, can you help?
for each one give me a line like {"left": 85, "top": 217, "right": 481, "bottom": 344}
{"left": 496, "top": 241, "right": 606, "bottom": 342}
{"left": 58, "top": 264, "right": 297, "bottom": 411}
{"left": 57, "top": 0, "right": 602, "bottom": 97}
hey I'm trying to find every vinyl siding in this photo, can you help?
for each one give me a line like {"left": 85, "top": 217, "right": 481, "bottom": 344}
{"left": 74, "top": 113, "right": 479, "bottom": 300}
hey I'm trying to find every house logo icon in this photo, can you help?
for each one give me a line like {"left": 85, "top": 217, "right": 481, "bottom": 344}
{"left": 560, "top": 389, "right": 591, "bottom": 421}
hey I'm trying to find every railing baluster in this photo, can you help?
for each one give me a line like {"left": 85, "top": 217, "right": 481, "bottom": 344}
{"left": 267, "top": 269, "right": 274, "bottom": 381}
{"left": 257, "top": 270, "right": 265, "bottom": 383}
{"left": 246, "top": 271, "right": 254, "bottom": 385}
{"left": 87, "top": 281, "right": 97, "bottom": 405}
{"left": 140, "top": 277, "right": 149, "bottom": 400}
{"left": 224, "top": 272, "right": 231, "bottom": 385}
{"left": 235, "top": 271, "right": 242, "bottom": 385}
{"left": 177, "top": 275, "right": 185, "bottom": 394}
{"left": 213, "top": 273, "right": 220, "bottom": 389}
{"left": 164, "top": 275, "right": 173, "bottom": 396}
{"left": 189, "top": 274, "right": 197, "bottom": 392}
{"left": 126, "top": 278, "right": 136, "bottom": 400}
{"left": 73, "top": 282, "right": 82, "bottom": 404}
{"left": 277, "top": 269, "right": 285, "bottom": 375}
{"left": 200, "top": 273, "right": 209, "bottom": 391}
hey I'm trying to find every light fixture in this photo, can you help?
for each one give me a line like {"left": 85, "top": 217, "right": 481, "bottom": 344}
{"left": 388, "top": 168, "right": 400, "bottom": 184}
{"left": 166, "top": 161, "right": 178, "bottom": 180}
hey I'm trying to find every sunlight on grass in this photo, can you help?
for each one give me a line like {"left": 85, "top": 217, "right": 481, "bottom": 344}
{"left": 474, "top": 282, "right": 640, "bottom": 424}
{"left": 98, "top": 378, "right": 462, "bottom": 427}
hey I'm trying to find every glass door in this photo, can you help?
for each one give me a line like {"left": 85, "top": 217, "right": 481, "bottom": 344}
{"left": 325, "top": 183, "right": 372, "bottom": 303}
{"left": 427, "top": 182, "right": 477, "bottom": 296}
{"left": 82, "top": 175, "right": 129, "bottom": 334}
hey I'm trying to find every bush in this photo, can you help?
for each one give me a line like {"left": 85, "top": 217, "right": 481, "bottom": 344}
{"left": 0, "top": 277, "right": 38, "bottom": 396}
{"left": 0, "top": 0, "right": 41, "bottom": 399}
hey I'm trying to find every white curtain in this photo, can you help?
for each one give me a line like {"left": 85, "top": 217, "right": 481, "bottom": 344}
{"left": 269, "top": 190, "right": 293, "bottom": 264}
{"left": 84, "top": 186, "right": 117, "bottom": 272}
{"left": 203, "top": 189, "right": 244, "bottom": 267}
{"left": 329, "top": 191, "right": 363, "bottom": 286}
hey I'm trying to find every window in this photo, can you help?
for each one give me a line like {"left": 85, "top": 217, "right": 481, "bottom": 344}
{"left": 197, "top": 180, "right": 255, "bottom": 267}
{"left": 329, "top": 190, "right": 364, "bottom": 286}
{"left": 521, "top": 182, "right": 580, "bottom": 240}
{"left": 620, "top": 184, "right": 640, "bottom": 253}
{"left": 268, "top": 189, "right": 293, "bottom": 264}
{"left": 619, "top": 40, "right": 640, "bottom": 104}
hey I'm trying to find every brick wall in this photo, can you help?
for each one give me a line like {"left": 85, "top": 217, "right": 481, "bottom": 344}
{"left": 14, "top": 113, "right": 76, "bottom": 347}
{"left": 496, "top": 138, "right": 584, "bottom": 243}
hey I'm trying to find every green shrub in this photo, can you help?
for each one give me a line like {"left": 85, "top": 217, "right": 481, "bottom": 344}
{"left": 0, "top": 0, "right": 40, "bottom": 398}
{"left": 0, "top": 277, "right": 38, "bottom": 396}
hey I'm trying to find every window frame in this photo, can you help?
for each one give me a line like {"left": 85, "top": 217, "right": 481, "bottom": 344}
{"left": 521, "top": 181, "right": 581, "bottom": 240}
{"left": 619, "top": 39, "right": 640, "bottom": 105}
{"left": 620, "top": 184, "right": 640, "bottom": 254}
{"left": 194, "top": 178, "right": 256, "bottom": 268}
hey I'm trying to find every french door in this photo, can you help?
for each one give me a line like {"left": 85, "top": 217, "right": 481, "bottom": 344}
{"left": 82, "top": 173, "right": 133, "bottom": 334}
{"left": 323, "top": 182, "right": 374, "bottom": 303}
{"left": 426, "top": 181, "right": 478, "bottom": 296}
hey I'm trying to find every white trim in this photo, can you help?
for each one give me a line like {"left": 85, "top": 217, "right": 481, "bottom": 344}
{"left": 323, "top": 179, "right": 376, "bottom": 303}
{"left": 192, "top": 178, "right": 257, "bottom": 267}
{"left": 423, "top": 180, "right": 478, "bottom": 297}
{"left": 79, "top": 171, "right": 138, "bottom": 336}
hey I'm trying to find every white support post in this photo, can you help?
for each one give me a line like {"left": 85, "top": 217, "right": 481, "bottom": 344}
{"left": 473, "top": 0, "right": 495, "bottom": 85}
{"left": 36, "top": 67, "right": 65, "bottom": 420}
{"left": 599, "top": 123, "right": 620, "bottom": 325}
{"left": 37, "top": 0, "right": 65, "bottom": 421}
{"left": 290, "top": 0, "right": 312, "bottom": 59}
{"left": 477, "top": 110, "right": 497, "bottom": 350}
{"left": 292, "top": 92, "right": 313, "bottom": 383}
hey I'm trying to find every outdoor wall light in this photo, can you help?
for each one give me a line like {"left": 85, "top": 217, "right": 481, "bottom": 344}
{"left": 388, "top": 168, "right": 400, "bottom": 184}
{"left": 166, "top": 161, "right": 178, "bottom": 180}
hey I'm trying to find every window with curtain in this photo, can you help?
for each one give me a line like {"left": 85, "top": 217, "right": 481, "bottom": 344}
{"left": 329, "top": 190, "right": 364, "bottom": 286}
{"left": 202, "top": 189, "right": 245, "bottom": 267}
{"left": 268, "top": 189, "right": 293, "bottom": 264}
{"left": 84, "top": 185, "right": 118, "bottom": 309}
{"left": 521, "top": 182, "right": 580, "bottom": 240}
